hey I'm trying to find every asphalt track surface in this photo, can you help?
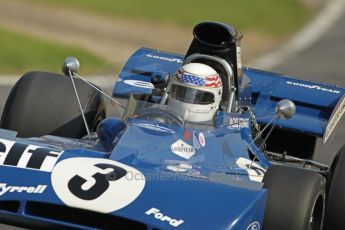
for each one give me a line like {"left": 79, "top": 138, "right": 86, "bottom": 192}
{"left": 1, "top": 10, "right": 345, "bottom": 230}
{"left": 271, "top": 11, "right": 345, "bottom": 165}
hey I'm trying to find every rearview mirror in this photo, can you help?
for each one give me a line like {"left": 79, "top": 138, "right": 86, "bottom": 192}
{"left": 276, "top": 99, "right": 296, "bottom": 119}
{"left": 62, "top": 57, "right": 80, "bottom": 76}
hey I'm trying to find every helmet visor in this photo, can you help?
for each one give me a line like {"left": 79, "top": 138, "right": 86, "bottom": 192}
{"left": 170, "top": 84, "right": 215, "bottom": 105}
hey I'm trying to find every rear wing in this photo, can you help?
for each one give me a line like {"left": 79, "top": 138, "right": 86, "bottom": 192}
{"left": 113, "top": 48, "right": 345, "bottom": 142}
{"left": 245, "top": 68, "right": 345, "bottom": 139}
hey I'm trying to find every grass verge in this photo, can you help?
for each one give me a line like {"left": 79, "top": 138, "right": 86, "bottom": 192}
{"left": 0, "top": 27, "right": 105, "bottom": 75}
{"left": 25, "top": 0, "right": 312, "bottom": 36}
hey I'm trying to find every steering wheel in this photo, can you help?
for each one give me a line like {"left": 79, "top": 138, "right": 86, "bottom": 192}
{"left": 136, "top": 107, "right": 183, "bottom": 126}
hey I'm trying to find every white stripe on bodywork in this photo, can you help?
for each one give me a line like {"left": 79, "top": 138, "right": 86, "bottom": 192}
{"left": 323, "top": 95, "right": 345, "bottom": 144}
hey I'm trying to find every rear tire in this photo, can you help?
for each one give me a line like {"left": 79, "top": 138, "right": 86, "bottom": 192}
{"left": 0, "top": 71, "right": 106, "bottom": 138}
{"left": 263, "top": 165, "right": 325, "bottom": 230}
{"left": 324, "top": 145, "right": 345, "bottom": 229}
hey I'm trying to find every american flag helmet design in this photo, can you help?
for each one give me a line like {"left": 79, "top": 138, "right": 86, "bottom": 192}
{"left": 176, "top": 69, "right": 222, "bottom": 88}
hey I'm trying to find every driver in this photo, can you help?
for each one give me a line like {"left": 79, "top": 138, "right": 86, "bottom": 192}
{"left": 167, "top": 63, "right": 222, "bottom": 123}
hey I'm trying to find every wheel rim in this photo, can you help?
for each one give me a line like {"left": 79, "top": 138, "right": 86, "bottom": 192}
{"left": 309, "top": 194, "right": 324, "bottom": 230}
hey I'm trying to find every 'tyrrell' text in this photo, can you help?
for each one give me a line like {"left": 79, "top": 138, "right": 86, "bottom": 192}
{"left": 0, "top": 183, "right": 47, "bottom": 196}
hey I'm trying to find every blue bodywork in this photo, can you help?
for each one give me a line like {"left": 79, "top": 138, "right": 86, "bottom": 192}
{"left": 0, "top": 47, "right": 344, "bottom": 229}
{"left": 0, "top": 114, "right": 267, "bottom": 229}
{"left": 114, "top": 47, "right": 345, "bottom": 137}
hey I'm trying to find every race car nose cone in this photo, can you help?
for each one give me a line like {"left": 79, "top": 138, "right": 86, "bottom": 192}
{"left": 62, "top": 56, "right": 80, "bottom": 76}
{"left": 276, "top": 99, "right": 296, "bottom": 119}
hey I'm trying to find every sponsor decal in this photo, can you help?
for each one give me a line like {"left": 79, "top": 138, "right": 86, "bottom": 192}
{"left": 236, "top": 158, "right": 266, "bottom": 182}
{"left": 183, "top": 129, "right": 190, "bottom": 141}
{"left": 124, "top": 80, "right": 154, "bottom": 89}
{"left": 228, "top": 117, "right": 249, "bottom": 129}
{"left": 171, "top": 139, "right": 195, "bottom": 159}
{"left": 0, "top": 138, "right": 63, "bottom": 172}
{"left": 146, "top": 54, "right": 182, "bottom": 63}
{"left": 324, "top": 95, "right": 345, "bottom": 144}
{"left": 192, "top": 131, "right": 201, "bottom": 150}
{"left": 133, "top": 123, "right": 175, "bottom": 134}
{"left": 0, "top": 183, "right": 47, "bottom": 196}
{"left": 166, "top": 163, "right": 193, "bottom": 173}
{"left": 198, "top": 132, "right": 206, "bottom": 147}
{"left": 247, "top": 221, "right": 260, "bottom": 230}
{"left": 51, "top": 157, "right": 145, "bottom": 213}
{"left": 286, "top": 81, "right": 340, "bottom": 94}
{"left": 145, "top": 207, "right": 184, "bottom": 227}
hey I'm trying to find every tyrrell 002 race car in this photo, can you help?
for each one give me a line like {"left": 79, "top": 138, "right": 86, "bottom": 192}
{"left": 0, "top": 21, "right": 345, "bottom": 230}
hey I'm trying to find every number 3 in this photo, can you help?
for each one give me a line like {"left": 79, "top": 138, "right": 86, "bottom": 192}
{"left": 68, "top": 163, "right": 127, "bottom": 200}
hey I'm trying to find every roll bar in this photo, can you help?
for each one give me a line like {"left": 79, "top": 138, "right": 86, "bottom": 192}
{"left": 183, "top": 53, "right": 236, "bottom": 112}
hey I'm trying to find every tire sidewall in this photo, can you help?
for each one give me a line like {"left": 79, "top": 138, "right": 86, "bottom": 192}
{"left": 324, "top": 145, "right": 345, "bottom": 229}
{"left": 263, "top": 165, "right": 325, "bottom": 230}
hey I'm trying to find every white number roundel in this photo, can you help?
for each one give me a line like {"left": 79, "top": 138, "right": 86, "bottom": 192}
{"left": 51, "top": 157, "right": 146, "bottom": 213}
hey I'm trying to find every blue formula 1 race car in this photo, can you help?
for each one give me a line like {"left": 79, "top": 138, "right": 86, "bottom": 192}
{"left": 0, "top": 21, "right": 345, "bottom": 230}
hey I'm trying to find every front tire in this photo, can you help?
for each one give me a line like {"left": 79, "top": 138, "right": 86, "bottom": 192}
{"left": 263, "top": 165, "right": 325, "bottom": 230}
{"left": 0, "top": 71, "right": 106, "bottom": 138}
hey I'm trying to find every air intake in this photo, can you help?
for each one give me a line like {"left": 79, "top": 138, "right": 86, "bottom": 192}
{"left": 0, "top": 200, "right": 20, "bottom": 213}
{"left": 185, "top": 21, "right": 243, "bottom": 100}
{"left": 186, "top": 22, "right": 242, "bottom": 71}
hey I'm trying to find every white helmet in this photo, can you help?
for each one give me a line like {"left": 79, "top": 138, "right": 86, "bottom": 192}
{"left": 167, "top": 63, "right": 222, "bottom": 122}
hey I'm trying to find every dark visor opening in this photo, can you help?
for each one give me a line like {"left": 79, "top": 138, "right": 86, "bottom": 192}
{"left": 170, "top": 84, "right": 215, "bottom": 105}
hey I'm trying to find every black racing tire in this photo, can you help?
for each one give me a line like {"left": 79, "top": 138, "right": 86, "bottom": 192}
{"left": 324, "top": 145, "right": 345, "bottom": 229}
{"left": 0, "top": 71, "right": 106, "bottom": 138}
{"left": 263, "top": 165, "right": 325, "bottom": 230}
